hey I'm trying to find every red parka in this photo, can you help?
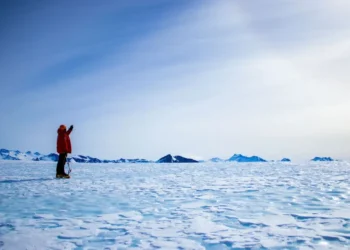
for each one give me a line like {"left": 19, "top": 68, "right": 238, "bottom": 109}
{"left": 57, "top": 125, "right": 72, "bottom": 154}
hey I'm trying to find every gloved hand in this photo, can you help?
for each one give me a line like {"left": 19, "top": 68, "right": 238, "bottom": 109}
{"left": 69, "top": 125, "right": 74, "bottom": 131}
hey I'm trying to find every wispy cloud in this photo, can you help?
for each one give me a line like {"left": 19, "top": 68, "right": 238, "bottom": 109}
{"left": 1, "top": 0, "right": 349, "bottom": 161}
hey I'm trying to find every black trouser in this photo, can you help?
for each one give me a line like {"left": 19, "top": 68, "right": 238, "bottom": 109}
{"left": 56, "top": 153, "right": 67, "bottom": 175}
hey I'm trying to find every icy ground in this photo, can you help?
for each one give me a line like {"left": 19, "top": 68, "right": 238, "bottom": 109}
{"left": 0, "top": 161, "right": 350, "bottom": 249}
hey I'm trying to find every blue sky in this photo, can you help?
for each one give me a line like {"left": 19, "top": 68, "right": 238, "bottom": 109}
{"left": 1, "top": 0, "right": 350, "bottom": 161}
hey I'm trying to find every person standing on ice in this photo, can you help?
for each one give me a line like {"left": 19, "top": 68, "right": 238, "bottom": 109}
{"left": 56, "top": 124, "right": 73, "bottom": 178}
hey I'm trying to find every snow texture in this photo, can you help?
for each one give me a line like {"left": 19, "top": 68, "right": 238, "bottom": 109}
{"left": 1, "top": 161, "right": 350, "bottom": 249}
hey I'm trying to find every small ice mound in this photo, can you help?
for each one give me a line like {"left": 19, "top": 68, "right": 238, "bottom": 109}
{"left": 118, "top": 211, "right": 143, "bottom": 221}
{"left": 186, "top": 216, "right": 230, "bottom": 235}
{"left": 237, "top": 219, "right": 268, "bottom": 228}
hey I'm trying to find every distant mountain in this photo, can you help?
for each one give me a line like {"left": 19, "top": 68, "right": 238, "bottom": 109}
{"left": 175, "top": 155, "right": 199, "bottom": 163}
{"left": 2, "top": 154, "right": 20, "bottom": 160}
{"left": 38, "top": 153, "right": 59, "bottom": 162}
{"left": 311, "top": 157, "right": 334, "bottom": 162}
{"left": 227, "top": 154, "right": 267, "bottom": 162}
{"left": 128, "top": 159, "right": 150, "bottom": 163}
{"left": 281, "top": 158, "right": 291, "bottom": 162}
{"left": 69, "top": 156, "right": 151, "bottom": 164}
{"left": 90, "top": 158, "right": 150, "bottom": 164}
{"left": 209, "top": 157, "right": 224, "bottom": 162}
{"left": 157, "top": 154, "right": 176, "bottom": 163}
{"left": 0, "top": 149, "right": 19, "bottom": 160}
{"left": 70, "top": 155, "right": 102, "bottom": 163}
{"left": 0, "top": 149, "right": 10, "bottom": 154}
{"left": 1, "top": 149, "right": 36, "bottom": 161}
{"left": 115, "top": 158, "right": 150, "bottom": 163}
{"left": 157, "top": 154, "right": 198, "bottom": 163}
{"left": 0, "top": 148, "right": 340, "bottom": 164}
{"left": 0, "top": 148, "right": 151, "bottom": 164}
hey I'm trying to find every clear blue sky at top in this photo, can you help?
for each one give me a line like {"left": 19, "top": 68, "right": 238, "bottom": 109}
{"left": 0, "top": 0, "right": 190, "bottom": 92}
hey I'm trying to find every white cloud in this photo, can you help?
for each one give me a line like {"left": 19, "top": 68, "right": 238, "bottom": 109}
{"left": 1, "top": 0, "right": 350, "bottom": 161}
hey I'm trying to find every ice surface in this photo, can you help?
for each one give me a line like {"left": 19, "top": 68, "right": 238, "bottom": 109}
{"left": 0, "top": 161, "right": 350, "bottom": 249}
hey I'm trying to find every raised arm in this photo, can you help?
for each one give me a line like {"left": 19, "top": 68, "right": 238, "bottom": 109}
{"left": 67, "top": 125, "right": 74, "bottom": 135}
